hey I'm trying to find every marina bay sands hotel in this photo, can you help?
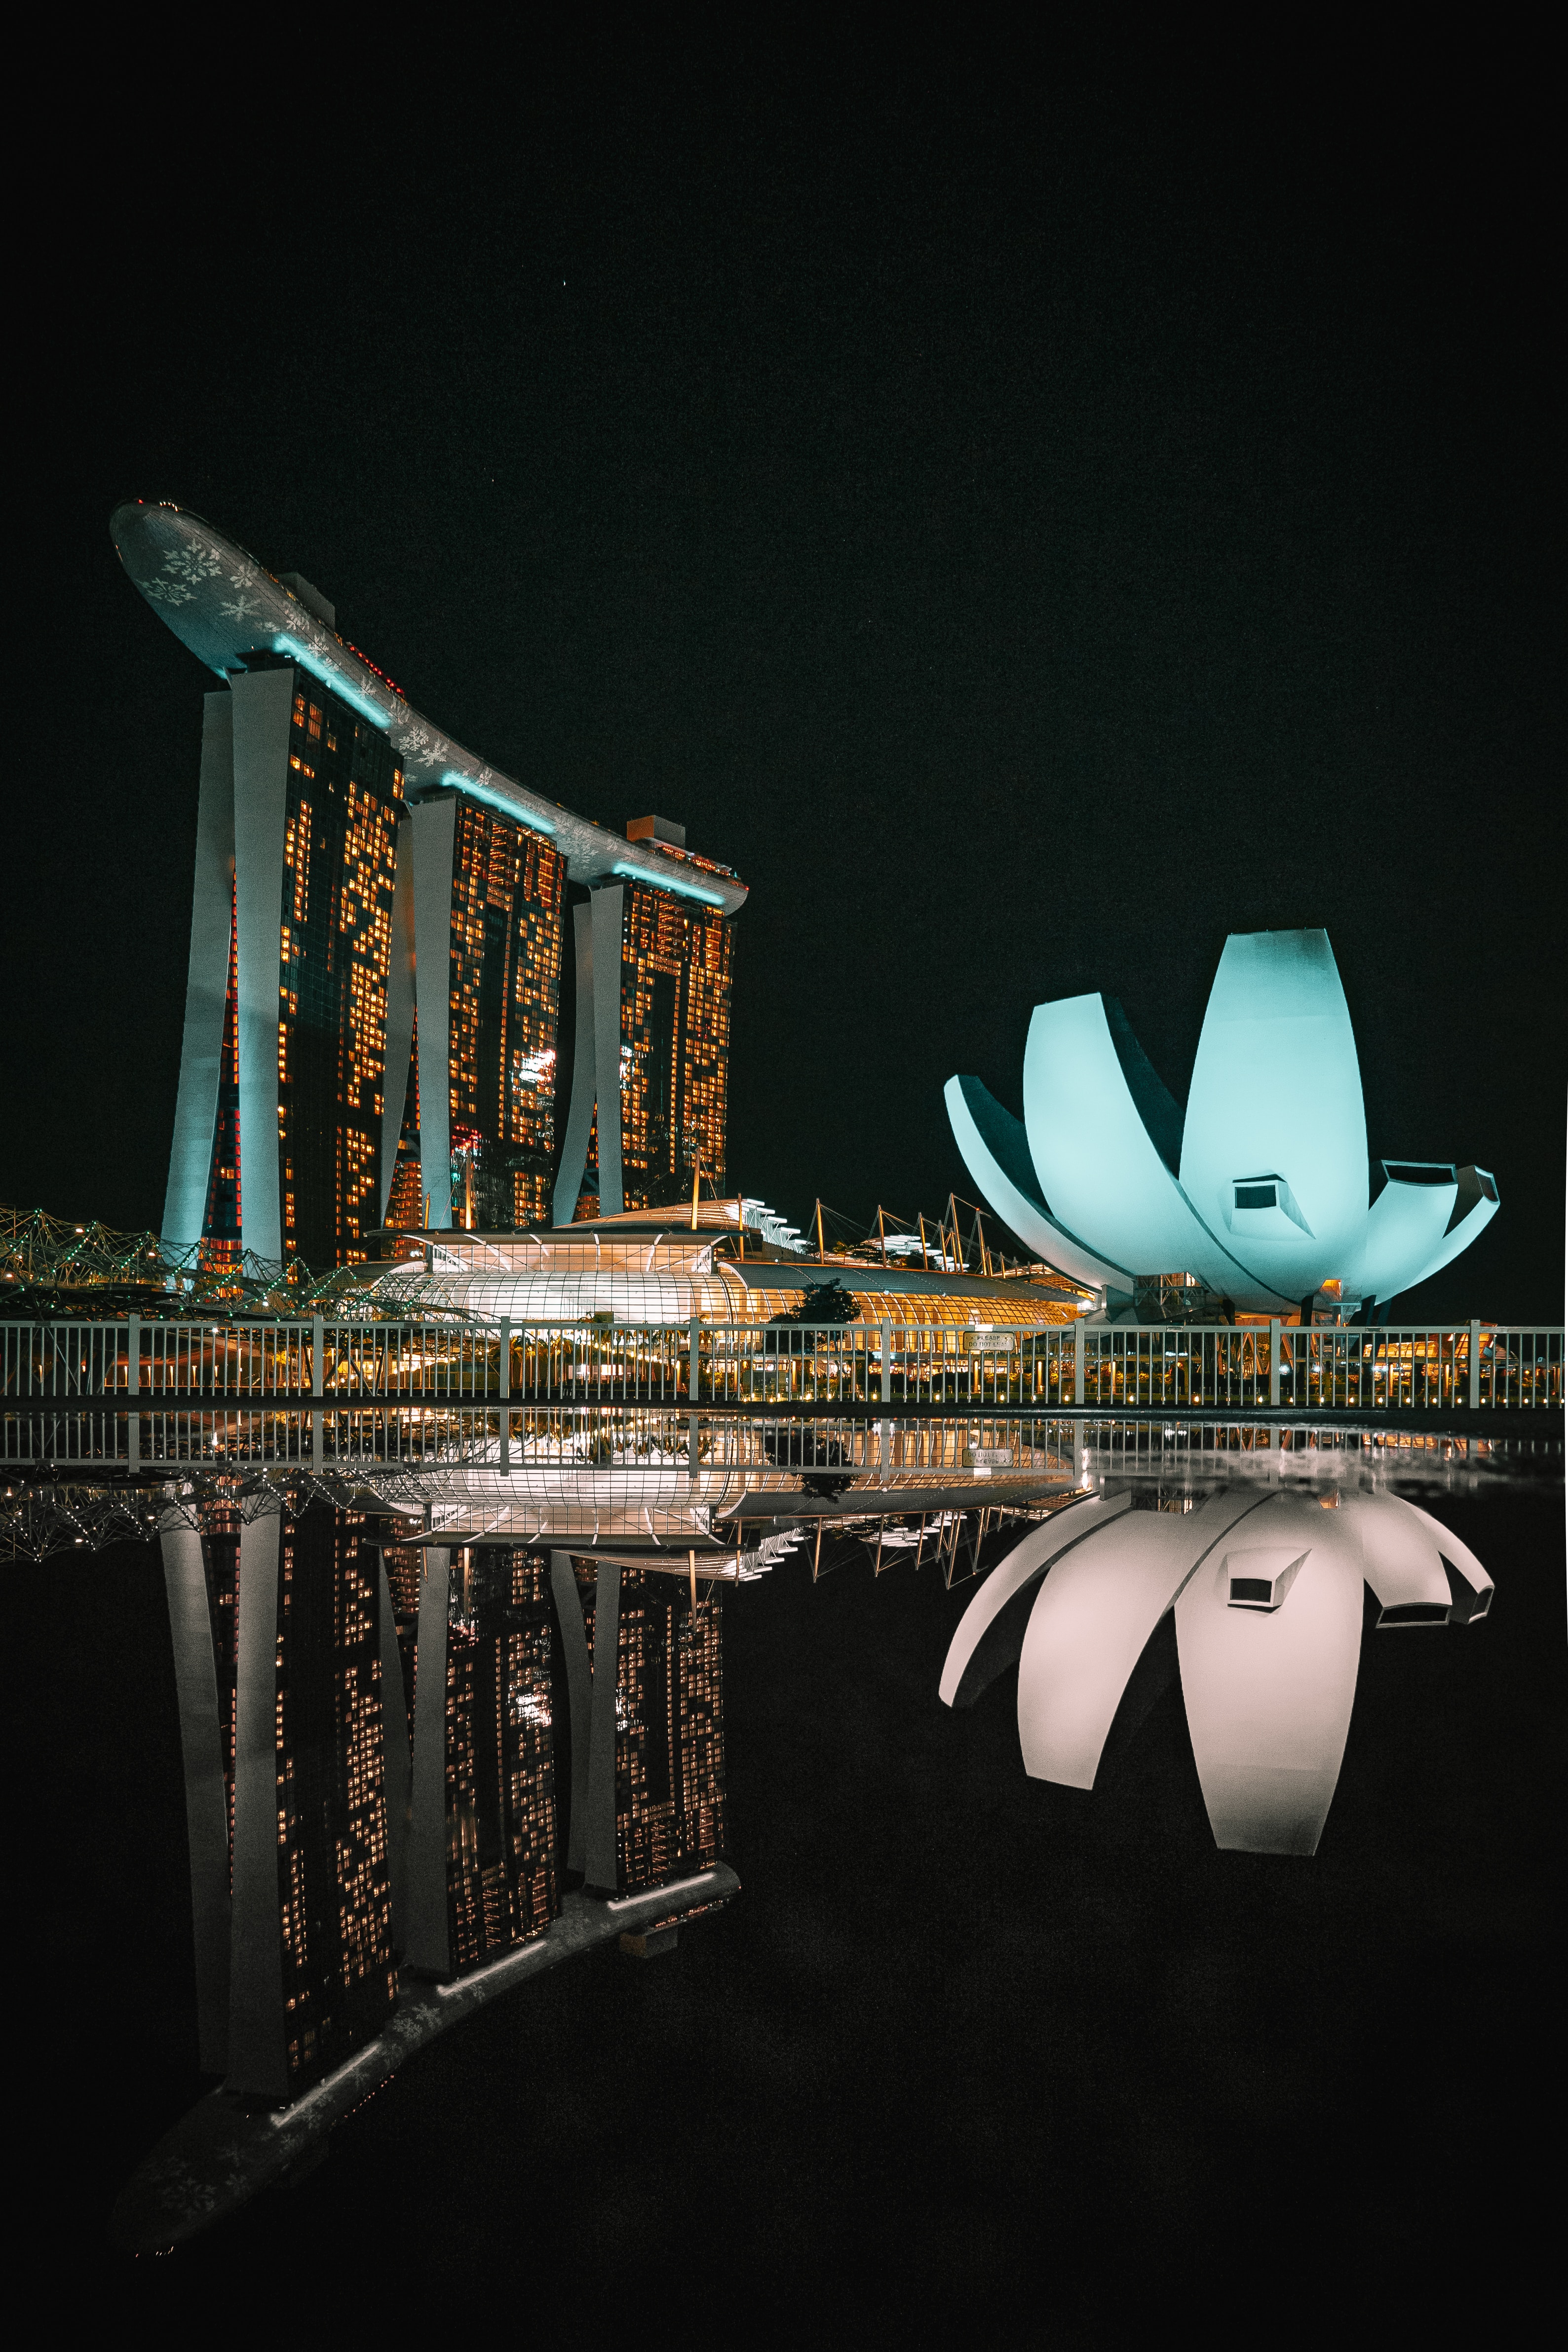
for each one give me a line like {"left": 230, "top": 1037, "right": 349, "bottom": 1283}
{"left": 113, "top": 500, "right": 747, "bottom": 1267}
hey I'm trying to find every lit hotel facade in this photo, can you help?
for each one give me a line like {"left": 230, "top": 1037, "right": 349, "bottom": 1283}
{"left": 113, "top": 502, "right": 747, "bottom": 1267}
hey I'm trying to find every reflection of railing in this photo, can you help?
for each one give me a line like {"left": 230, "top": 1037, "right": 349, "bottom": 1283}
{"left": 0, "top": 1403, "right": 1070, "bottom": 1477}
{"left": 1, "top": 1317, "right": 1561, "bottom": 1422}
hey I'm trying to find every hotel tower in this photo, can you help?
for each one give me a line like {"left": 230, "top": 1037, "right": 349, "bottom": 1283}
{"left": 113, "top": 502, "right": 747, "bottom": 1266}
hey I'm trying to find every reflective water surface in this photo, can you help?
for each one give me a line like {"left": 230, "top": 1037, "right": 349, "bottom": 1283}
{"left": 6, "top": 1407, "right": 1560, "bottom": 2261}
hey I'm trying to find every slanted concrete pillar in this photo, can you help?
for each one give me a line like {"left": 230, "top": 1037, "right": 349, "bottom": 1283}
{"left": 404, "top": 1549, "right": 452, "bottom": 1974}
{"left": 553, "top": 901, "right": 598, "bottom": 1227}
{"left": 411, "top": 797, "right": 459, "bottom": 1229}
{"left": 226, "top": 1513, "right": 287, "bottom": 2100}
{"left": 380, "top": 817, "right": 417, "bottom": 1228}
{"left": 590, "top": 887, "right": 626, "bottom": 1215}
{"left": 231, "top": 668, "right": 294, "bottom": 1264}
{"left": 164, "top": 691, "right": 235, "bottom": 1253}
{"left": 160, "top": 1520, "right": 230, "bottom": 2075}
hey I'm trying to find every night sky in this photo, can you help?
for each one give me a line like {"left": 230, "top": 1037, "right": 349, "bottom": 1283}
{"left": 8, "top": 73, "right": 1560, "bottom": 1317}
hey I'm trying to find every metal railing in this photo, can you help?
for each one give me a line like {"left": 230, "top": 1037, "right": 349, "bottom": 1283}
{"left": 1, "top": 1317, "right": 1560, "bottom": 1418}
{"left": 1071, "top": 1322, "right": 1563, "bottom": 1414}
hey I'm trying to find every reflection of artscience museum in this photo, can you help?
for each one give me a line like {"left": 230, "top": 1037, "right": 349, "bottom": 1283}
{"left": 941, "top": 1486, "right": 1494, "bottom": 1854}
{"left": 947, "top": 927, "right": 1498, "bottom": 1316}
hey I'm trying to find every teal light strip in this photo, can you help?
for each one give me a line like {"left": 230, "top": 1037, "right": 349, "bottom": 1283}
{"left": 439, "top": 769, "right": 557, "bottom": 836}
{"left": 272, "top": 636, "right": 391, "bottom": 732}
{"left": 610, "top": 858, "right": 726, "bottom": 908}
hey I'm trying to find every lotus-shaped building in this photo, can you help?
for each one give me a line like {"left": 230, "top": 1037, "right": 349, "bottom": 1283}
{"left": 940, "top": 1485, "right": 1493, "bottom": 1854}
{"left": 947, "top": 928, "right": 1497, "bottom": 1315}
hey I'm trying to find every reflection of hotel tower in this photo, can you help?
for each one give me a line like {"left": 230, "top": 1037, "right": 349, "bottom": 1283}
{"left": 113, "top": 502, "right": 746, "bottom": 1266}
{"left": 163, "top": 1504, "right": 399, "bottom": 2095}
{"left": 164, "top": 1508, "right": 729, "bottom": 2101}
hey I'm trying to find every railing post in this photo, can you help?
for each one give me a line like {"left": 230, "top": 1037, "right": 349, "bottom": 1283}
{"left": 127, "top": 1305, "right": 141, "bottom": 1472}
{"left": 880, "top": 1318, "right": 892, "bottom": 1405}
{"left": 1468, "top": 1319, "right": 1482, "bottom": 1411}
{"left": 311, "top": 1314, "right": 324, "bottom": 1470}
{"left": 1268, "top": 1318, "right": 1281, "bottom": 1409}
{"left": 1073, "top": 1318, "right": 1085, "bottom": 1407}
{"left": 689, "top": 1315, "right": 701, "bottom": 1403}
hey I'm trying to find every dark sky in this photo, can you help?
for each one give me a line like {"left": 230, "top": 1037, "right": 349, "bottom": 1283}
{"left": 8, "top": 65, "right": 1560, "bottom": 1318}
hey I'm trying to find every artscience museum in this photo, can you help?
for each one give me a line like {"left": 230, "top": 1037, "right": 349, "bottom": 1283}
{"left": 947, "top": 927, "right": 1498, "bottom": 1319}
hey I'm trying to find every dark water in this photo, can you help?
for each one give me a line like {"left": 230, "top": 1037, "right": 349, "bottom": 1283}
{"left": 15, "top": 1450, "right": 1564, "bottom": 2331}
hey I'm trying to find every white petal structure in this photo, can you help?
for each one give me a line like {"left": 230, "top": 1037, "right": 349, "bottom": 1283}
{"left": 1179, "top": 930, "right": 1368, "bottom": 1300}
{"left": 943, "top": 1075, "right": 1127, "bottom": 1290}
{"left": 948, "top": 927, "right": 1498, "bottom": 1314}
{"left": 1017, "top": 1488, "right": 1266, "bottom": 1786}
{"left": 940, "top": 1486, "right": 1494, "bottom": 1856}
{"left": 937, "top": 1493, "right": 1133, "bottom": 1708}
{"left": 1174, "top": 1495, "right": 1363, "bottom": 1855}
{"left": 1022, "top": 994, "right": 1221, "bottom": 1285}
{"left": 1349, "top": 1491, "right": 1456, "bottom": 1625}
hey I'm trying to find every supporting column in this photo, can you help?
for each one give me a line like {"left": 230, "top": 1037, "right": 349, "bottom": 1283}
{"left": 1073, "top": 1318, "right": 1086, "bottom": 1407}
{"left": 1468, "top": 1318, "right": 1482, "bottom": 1411}
{"left": 688, "top": 1315, "right": 701, "bottom": 1404}
{"left": 1269, "top": 1318, "right": 1282, "bottom": 1409}
{"left": 380, "top": 815, "right": 417, "bottom": 1227}
{"left": 160, "top": 1521, "right": 231, "bottom": 2075}
{"left": 498, "top": 1320, "right": 511, "bottom": 1473}
{"left": 404, "top": 1549, "right": 452, "bottom": 1974}
{"left": 164, "top": 690, "right": 235, "bottom": 1252}
{"left": 411, "top": 796, "right": 459, "bottom": 1229}
{"left": 231, "top": 667, "right": 295, "bottom": 1265}
{"left": 550, "top": 1553, "right": 594, "bottom": 1875}
{"left": 590, "top": 885, "right": 626, "bottom": 1216}
{"left": 583, "top": 1560, "right": 622, "bottom": 1896}
{"left": 376, "top": 1557, "right": 412, "bottom": 1957}
{"left": 227, "top": 1514, "right": 286, "bottom": 2100}
{"left": 553, "top": 900, "right": 598, "bottom": 1227}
